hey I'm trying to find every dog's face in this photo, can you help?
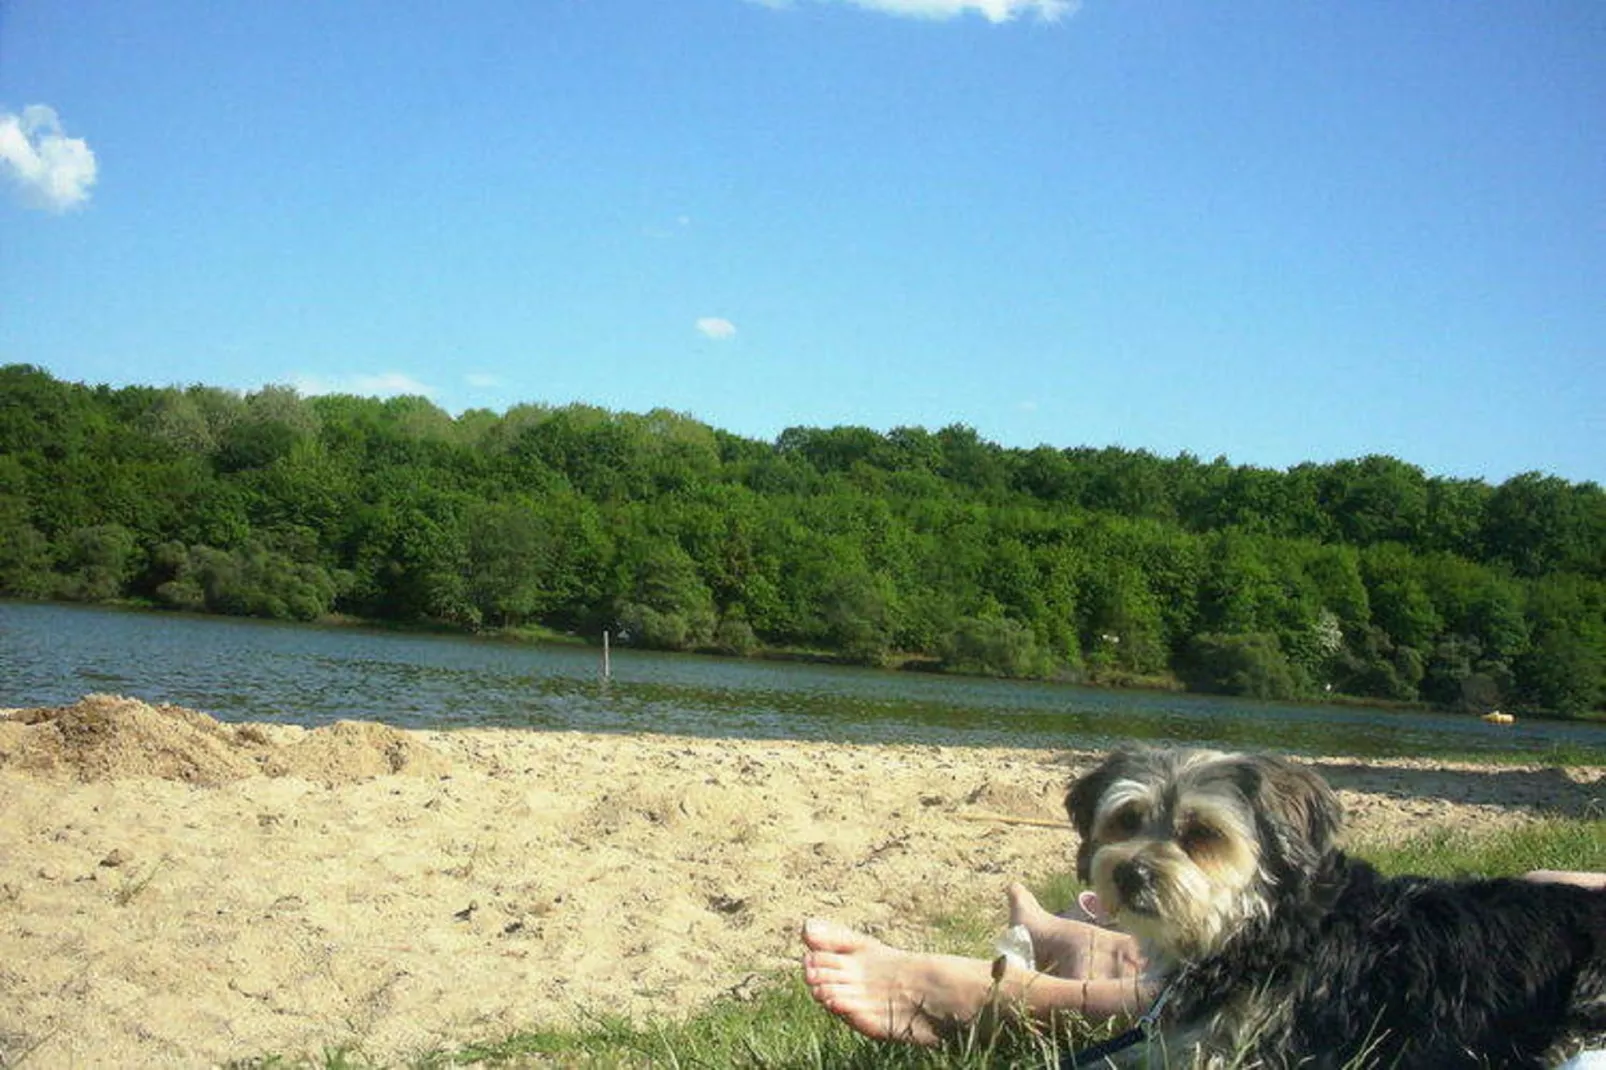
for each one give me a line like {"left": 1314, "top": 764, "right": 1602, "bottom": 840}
{"left": 1065, "top": 748, "right": 1342, "bottom": 964}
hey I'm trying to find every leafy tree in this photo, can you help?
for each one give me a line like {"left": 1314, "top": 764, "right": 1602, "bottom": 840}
{"left": 818, "top": 567, "right": 897, "bottom": 666}
{"left": 775, "top": 424, "right": 884, "bottom": 475}
{"left": 139, "top": 387, "right": 222, "bottom": 453}
{"left": 881, "top": 426, "right": 944, "bottom": 474}
{"left": 1421, "top": 477, "right": 1489, "bottom": 557}
{"left": 1516, "top": 631, "right": 1603, "bottom": 715}
{"left": 0, "top": 497, "right": 53, "bottom": 597}
{"left": 1302, "top": 544, "right": 1371, "bottom": 630}
{"left": 343, "top": 493, "right": 473, "bottom": 624}
{"left": 941, "top": 613, "right": 1048, "bottom": 678}
{"left": 614, "top": 539, "right": 716, "bottom": 651}
{"left": 1361, "top": 543, "right": 1443, "bottom": 650}
{"left": 1483, "top": 472, "right": 1601, "bottom": 578}
{"left": 1331, "top": 624, "right": 1425, "bottom": 702}
{"left": 1013, "top": 445, "right": 1078, "bottom": 503}
{"left": 462, "top": 501, "right": 557, "bottom": 627}
{"left": 1079, "top": 562, "right": 1167, "bottom": 675}
{"left": 152, "top": 541, "right": 337, "bottom": 620}
{"left": 1421, "top": 635, "right": 1509, "bottom": 713}
{"left": 1064, "top": 447, "right": 1176, "bottom": 521}
{"left": 56, "top": 524, "right": 140, "bottom": 602}
{"left": 713, "top": 608, "right": 760, "bottom": 657}
{"left": 215, "top": 419, "right": 299, "bottom": 474}
{"left": 1028, "top": 543, "right": 1084, "bottom": 672}
{"left": 1515, "top": 575, "right": 1606, "bottom": 714}
{"left": 1318, "top": 455, "right": 1429, "bottom": 546}
{"left": 935, "top": 424, "right": 1009, "bottom": 496}
{"left": 1181, "top": 633, "right": 1305, "bottom": 700}
{"left": 1198, "top": 531, "right": 1286, "bottom": 636}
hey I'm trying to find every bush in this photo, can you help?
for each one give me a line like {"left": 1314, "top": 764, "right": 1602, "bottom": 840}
{"left": 56, "top": 524, "right": 140, "bottom": 603}
{"left": 941, "top": 615, "right": 1047, "bottom": 678}
{"left": 615, "top": 542, "right": 717, "bottom": 651}
{"left": 1181, "top": 632, "right": 1306, "bottom": 700}
{"left": 616, "top": 601, "right": 715, "bottom": 651}
{"left": 1516, "top": 631, "right": 1604, "bottom": 715}
{"left": 0, "top": 520, "right": 54, "bottom": 598}
{"left": 152, "top": 542, "right": 337, "bottom": 621}
{"left": 819, "top": 570, "right": 895, "bottom": 667}
{"left": 713, "top": 612, "right": 759, "bottom": 657}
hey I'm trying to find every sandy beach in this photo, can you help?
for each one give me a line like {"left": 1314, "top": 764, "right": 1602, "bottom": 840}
{"left": 1, "top": 695, "right": 1601, "bottom": 1067}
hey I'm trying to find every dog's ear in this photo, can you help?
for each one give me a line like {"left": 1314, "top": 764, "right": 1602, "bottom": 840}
{"left": 1065, "top": 751, "right": 1137, "bottom": 883}
{"left": 1240, "top": 755, "right": 1342, "bottom": 877}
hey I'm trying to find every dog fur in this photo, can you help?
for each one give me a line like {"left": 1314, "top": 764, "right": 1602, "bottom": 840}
{"left": 1064, "top": 747, "right": 1606, "bottom": 1068}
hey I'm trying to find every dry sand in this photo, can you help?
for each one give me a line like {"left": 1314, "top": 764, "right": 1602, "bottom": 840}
{"left": 1, "top": 695, "right": 1601, "bottom": 1067}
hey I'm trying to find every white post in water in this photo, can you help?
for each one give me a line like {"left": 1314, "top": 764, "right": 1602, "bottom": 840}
{"left": 602, "top": 629, "right": 612, "bottom": 680}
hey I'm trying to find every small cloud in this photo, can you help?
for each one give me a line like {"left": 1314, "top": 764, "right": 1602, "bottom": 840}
{"left": 465, "top": 372, "right": 502, "bottom": 389}
{"left": 746, "top": 0, "right": 1075, "bottom": 21}
{"left": 0, "top": 104, "right": 98, "bottom": 212}
{"left": 696, "top": 317, "right": 738, "bottom": 341}
{"left": 291, "top": 372, "right": 438, "bottom": 399}
{"left": 1017, "top": 400, "right": 1040, "bottom": 413}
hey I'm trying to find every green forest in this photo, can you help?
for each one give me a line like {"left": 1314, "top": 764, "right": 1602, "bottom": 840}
{"left": 2, "top": 363, "right": 1602, "bottom": 715}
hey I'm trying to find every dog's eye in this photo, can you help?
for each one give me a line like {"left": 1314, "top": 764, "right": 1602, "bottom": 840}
{"left": 1106, "top": 808, "right": 1142, "bottom": 839}
{"left": 1180, "top": 824, "right": 1221, "bottom": 854}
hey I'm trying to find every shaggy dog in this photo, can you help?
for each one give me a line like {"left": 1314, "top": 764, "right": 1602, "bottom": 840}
{"left": 1064, "top": 747, "right": 1606, "bottom": 1068}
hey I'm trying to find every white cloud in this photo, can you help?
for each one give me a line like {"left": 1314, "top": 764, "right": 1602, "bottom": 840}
{"left": 746, "top": 0, "right": 1076, "bottom": 21}
{"left": 291, "top": 372, "right": 439, "bottom": 399}
{"left": 465, "top": 372, "right": 502, "bottom": 389}
{"left": 696, "top": 317, "right": 738, "bottom": 341}
{"left": 0, "top": 104, "right": 98, "bottom": 212}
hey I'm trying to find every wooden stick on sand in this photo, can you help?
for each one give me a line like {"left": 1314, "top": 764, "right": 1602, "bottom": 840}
{"left": 957, "top": 812, "right": 1074, "bottom": 830}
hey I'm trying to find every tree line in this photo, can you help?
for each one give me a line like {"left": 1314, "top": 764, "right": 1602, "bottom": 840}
{"left": 1, "top": 363, "right": 1602, "bottom": 714}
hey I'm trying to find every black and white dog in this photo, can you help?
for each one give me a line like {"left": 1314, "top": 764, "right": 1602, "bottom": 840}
{"left": 1065, "top": 747, "right": 1606, "bottom": 1068}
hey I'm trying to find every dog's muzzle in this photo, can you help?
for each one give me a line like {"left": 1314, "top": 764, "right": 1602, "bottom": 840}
{"left": 1113, "top": 858, "right": 1160, "bottom": 915}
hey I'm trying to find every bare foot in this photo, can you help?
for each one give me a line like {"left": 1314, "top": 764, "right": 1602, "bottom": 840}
{"left": 1524, "top": 869, "right": 1606, "bottom": 890}
{"left": 1006, "top": 883, "right": 1145, "bottom": 982}
{"left": 801, "top": 918, "right": 1001, "bottom": 1045}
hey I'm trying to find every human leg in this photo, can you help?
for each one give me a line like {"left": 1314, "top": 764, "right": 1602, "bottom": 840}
{"left": 800, "top": 900, "right": 1149, "bottom": 1046}
{"left": 800, "top": 919, "right": 1006, "bottom": 1045}
{"left": 1005, "top": 882, "right": 1144, "bottom": 981}
{"left": 1523, "top": 870, "right": 1606, "bottom": 890}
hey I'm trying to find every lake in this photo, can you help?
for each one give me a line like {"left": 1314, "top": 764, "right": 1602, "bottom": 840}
{"left": 3, "top": 600, "right": 1604, "bottom": 761}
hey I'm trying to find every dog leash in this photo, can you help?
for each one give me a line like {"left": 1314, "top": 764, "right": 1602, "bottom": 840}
{"left": 1057, "top": 967, "right": 1188, "bottom": 1069}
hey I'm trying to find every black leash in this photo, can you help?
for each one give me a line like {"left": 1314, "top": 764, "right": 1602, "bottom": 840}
{"left": 1057, "top": 968, "right": 1186, "bottom": 1068}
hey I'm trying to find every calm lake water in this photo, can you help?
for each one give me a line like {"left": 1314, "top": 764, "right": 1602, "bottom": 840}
{"left": 3, "top": 600, "right": 1604, "bottom": 761}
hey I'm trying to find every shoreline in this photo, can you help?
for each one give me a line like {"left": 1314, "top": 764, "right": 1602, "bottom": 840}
{"left": 1, "top": 696, "right": 1602, "bottom": 1066}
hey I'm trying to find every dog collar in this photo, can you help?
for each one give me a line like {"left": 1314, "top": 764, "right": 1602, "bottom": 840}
{"left": 1058, "top": 966, "right": 1190, "bottom": 1068}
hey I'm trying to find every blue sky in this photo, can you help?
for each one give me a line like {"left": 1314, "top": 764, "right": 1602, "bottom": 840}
{"left": 3, "top": 1, "right": 1603, "bottom": 485}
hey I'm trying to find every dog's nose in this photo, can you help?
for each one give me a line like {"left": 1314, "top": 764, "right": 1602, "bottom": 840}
{"left": 1114, "top": 859, "right": 1151, "bottom": 904}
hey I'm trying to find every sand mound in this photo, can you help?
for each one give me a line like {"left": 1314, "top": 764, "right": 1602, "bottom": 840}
{"left": 261, "top": 719, "right": 450, "bottom": 783}
{"left": 0, "top": 694, "right": 447, "bottom": 786}
{"left": 0, "top": 694, "right": 260, "bottom": 784}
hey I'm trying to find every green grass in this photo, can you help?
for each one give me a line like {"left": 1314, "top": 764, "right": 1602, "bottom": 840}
{"left": 1354, "top": 815, "right": 1606, "bottom": 880}
{"left": 236, "top": 816, "right": 1606, "bottom": 1069}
